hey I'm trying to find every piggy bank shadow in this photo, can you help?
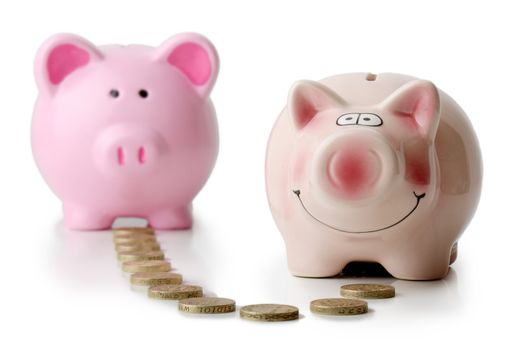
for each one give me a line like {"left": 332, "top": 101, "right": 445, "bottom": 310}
{"left": 51, "top": 216, "right": 213, "bottom": 292}
{"left": 266, "top": 260, "right": 461, "bottom": 320}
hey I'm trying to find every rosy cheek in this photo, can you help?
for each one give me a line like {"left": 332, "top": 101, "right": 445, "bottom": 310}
{"left": 291, "top": 150, "right": 308, "bottom": 183}
{"left": 406, "top": 159, "right": 430, "bottom": 186}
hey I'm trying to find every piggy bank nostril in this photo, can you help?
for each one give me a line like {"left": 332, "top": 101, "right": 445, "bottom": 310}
{"left": 138, "top": 147, "right": 146, "bottom": 164}
{"left": 117, "top": 147, "right": 125, "bottom": 165}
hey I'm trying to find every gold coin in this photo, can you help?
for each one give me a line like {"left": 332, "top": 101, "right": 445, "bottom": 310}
{"left": 118, "top": 251, "right": 165, "bottom": 262}
{"left": 114, "top": 235, "right": 157, "bottom": 245}
{"left": 115, "top": 242, "right": 161, "bottom": 253}
{"left": 148, "top": 285, "right": 203, "bottom": 300}
{"left": 113, "top": 227, "right": 155, "bottom": 236}
{"left": 239, "top": 304, "right": 299, "bottom": 322}
{"left": 310, "top": 298, "right": 368, "bottom": 316}
{"left": 122, "top": 260, "right": 171, "bottom": 273}
{"left": 113, "top": 232, "right": 156, "bottom": 242}
{"left": 340, "top": 284, "right": 395, "bottom": 299}
{"left": 130, "top": 272, "right": 183, "bottom": 286}
{"left": 178, "top": 297, "right": 236, "bottom": 314}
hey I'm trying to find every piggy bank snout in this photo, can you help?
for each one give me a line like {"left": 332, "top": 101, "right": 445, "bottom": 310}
{"left": 312, "top": 132, "right": 398, "bottom": 202}
{"left": 93, "top": 124, "right": 167, "bottom": 174}
{"left": 327, "top": 148, "right": 381, "bottom": 199}
{"left": 111, "top": 140, "right": 157, "bottom": 166}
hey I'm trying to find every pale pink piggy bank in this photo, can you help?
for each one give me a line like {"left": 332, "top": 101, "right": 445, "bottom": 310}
{"left": 266, "top": 73, "right": 482, "bottom": 280}
{"left": 32, "top": 33, "right": 219, "bottom": 230}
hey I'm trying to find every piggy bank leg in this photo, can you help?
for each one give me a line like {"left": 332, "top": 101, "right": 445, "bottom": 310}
{"left": 63, "top": 204, "right": 114, "bottom": 230}
{"left": 381, "top": 244, "right": 453, "bottom": 281}
{"left": 286, "top": 244, "right": 348, "bottom": 277}
{"left": 148, "top": 205, "right": 192, "bottom": 230}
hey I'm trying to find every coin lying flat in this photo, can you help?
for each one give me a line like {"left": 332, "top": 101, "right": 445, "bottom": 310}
{"left": 240, "top": 304, "right": 299, "bottom": 322}
{"left": 113, "top": 233, "right": 156, "bottom": 242}
{"left": 130, "top": 272, "right": 183, "bottom": 286}
{"left": 122, "top": 260, "right": 171, "bottom": 273}
{"left": 115, "top": 242, "right": 161, "bottom": 253}
{"left": 113, "top": 227, "right": 155, "bottom": 236}
{"left": 178, "top": 297, "right": 236, "bottom": 314}
{"left": 118, "top": 251, "right": 165, "bottom": 262}
{"left": 114, "top": 235, "right": 157, "bottom": 245}
{"left": 310, "top": 298, "right": 368, "bottom": 316}
{"left": 340, "top": 284, "right": 395, "bottom": 299}
{"left": 148, "top": 285, "right": 203, "bottom": 300}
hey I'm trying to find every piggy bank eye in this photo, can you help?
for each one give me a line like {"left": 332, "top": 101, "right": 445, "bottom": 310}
{"left": 138, "top": 89, "right": 149, "bottom": 98}
{"left": 337, "top": 113, "right": 359, "bottom": 126}
{"left": 109, "top": 89, "right": 120, "bottom": 98}
{"left": 358, "top": 113, "right": 383, "bottom": 127}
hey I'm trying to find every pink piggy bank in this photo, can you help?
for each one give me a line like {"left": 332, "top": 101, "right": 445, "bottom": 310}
{"left": 32, "top": 33, "right": 219, "bottom": 230}
{"left": 266, "top": 73, "right": 482, "bottom": 280}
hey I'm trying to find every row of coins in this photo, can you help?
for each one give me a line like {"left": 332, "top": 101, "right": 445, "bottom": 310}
{"left": 113, "top": 227, "right": 299, "bottom": 320}
{"left": 113, "top": 227, "right": 395, "bottom": 320}
{"left": 114, "top": 227, "right": 235, "bottom": 314}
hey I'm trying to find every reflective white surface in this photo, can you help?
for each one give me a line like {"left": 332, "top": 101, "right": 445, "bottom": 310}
{"left": 2, "top": 205, "right": 520, "bottom": 349}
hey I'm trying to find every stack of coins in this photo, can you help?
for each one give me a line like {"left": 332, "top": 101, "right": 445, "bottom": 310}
{"left": 112, "top": 226, "right": 236, "bottom": 316}
{"left": 114, "top": 228, "right": 161, "bottom": 254}
{"left": 114, "top": 228, "right": 174, "bottom": 277}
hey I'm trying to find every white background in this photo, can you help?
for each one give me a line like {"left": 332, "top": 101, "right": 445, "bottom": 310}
{"left": 0, "top": 0, "right": 522, "bottom": 349}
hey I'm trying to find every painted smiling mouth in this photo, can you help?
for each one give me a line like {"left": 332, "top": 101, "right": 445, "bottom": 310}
{"left": 292, "top": 190, "right": 425, "bottom": 234}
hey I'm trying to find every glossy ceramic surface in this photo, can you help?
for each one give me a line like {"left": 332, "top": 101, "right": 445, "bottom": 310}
{"left": 265, "top": 73, "right": 482, "bottom": 280}
{"left": 32, "top": 33, "right": 219, "bottom": 230}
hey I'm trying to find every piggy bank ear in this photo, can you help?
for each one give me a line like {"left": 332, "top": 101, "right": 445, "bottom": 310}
{"left": 35, "top": 33, "right": 103, "bottom": 95}
{"left": 289, "top": 80, "right": 345, "bottom": 130}
{"left": 154, "top": 33, "right": 219, "bottom": 98}
{"left": 380, "top": 80, "right": 441, "bottom": 140}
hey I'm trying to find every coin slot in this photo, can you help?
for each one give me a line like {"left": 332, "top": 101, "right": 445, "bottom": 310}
{"left": 366, "top": 73, "right": 377, "bottom": 81}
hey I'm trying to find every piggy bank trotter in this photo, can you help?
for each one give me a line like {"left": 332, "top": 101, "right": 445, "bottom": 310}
{"left": 265, "top": 73, "right": 482, "bottom": 280}
{"left": 32, "top": 33, "right": 219, "bottom": 230}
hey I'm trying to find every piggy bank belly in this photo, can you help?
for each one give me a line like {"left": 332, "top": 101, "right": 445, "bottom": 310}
{"left": 265, "top": 72, "right": 482, "bottom": 280}
{"left": 32, "top": 101, "right": 218, "bottom": 230}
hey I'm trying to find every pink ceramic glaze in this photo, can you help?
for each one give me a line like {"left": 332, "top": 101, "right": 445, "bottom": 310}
{"left": 32, "top": 33, "right": 219, "bottom": 230}
{"left": 266, "top": 73, "right": 482, "bottom": 280}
